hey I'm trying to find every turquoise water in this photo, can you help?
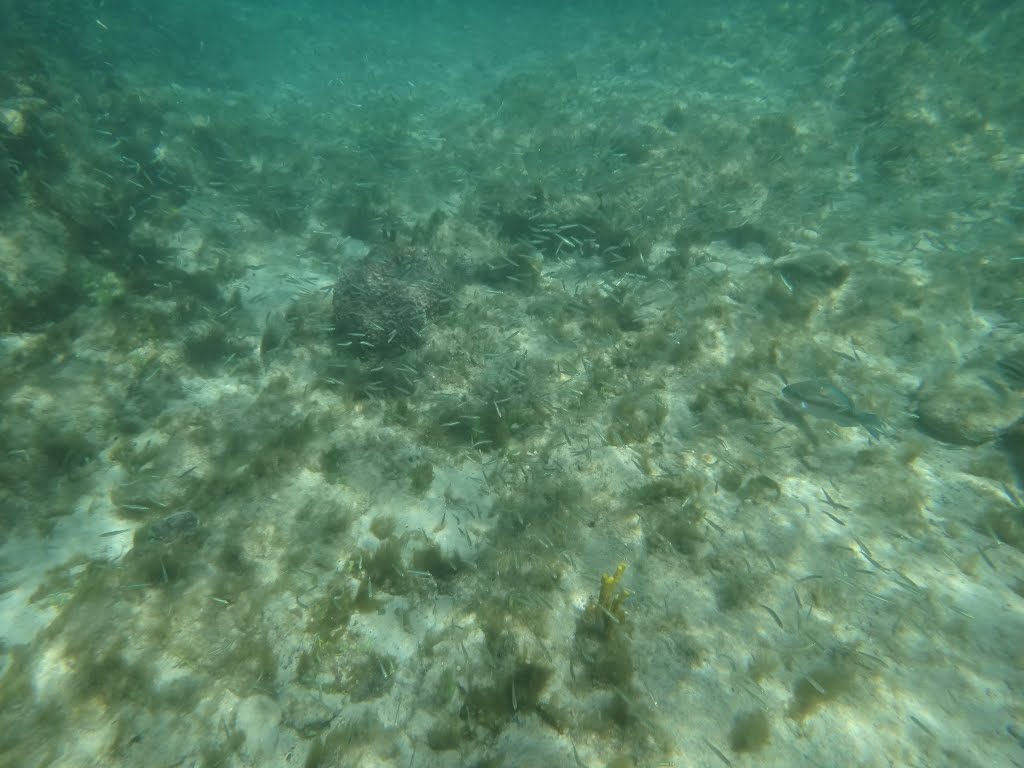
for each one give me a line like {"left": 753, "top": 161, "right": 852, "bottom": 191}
{"left": 1, "top": 2, "right": 1023, "bottom": 766}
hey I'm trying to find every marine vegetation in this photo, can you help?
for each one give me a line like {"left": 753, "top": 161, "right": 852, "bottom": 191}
{"left": 576, "top": 562, "right": 634, "bottom": 689}
{"left": 585, "top": 561, "right": 632, "bottom": 636}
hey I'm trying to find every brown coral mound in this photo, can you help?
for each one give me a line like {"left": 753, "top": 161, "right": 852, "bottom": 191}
{"left": 332, "top": 243, "right": 451, "bottom": 356}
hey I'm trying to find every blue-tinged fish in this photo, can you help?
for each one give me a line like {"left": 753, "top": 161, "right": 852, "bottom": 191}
{"left": 782, "top": 380, "right": 885, "bottom": 439}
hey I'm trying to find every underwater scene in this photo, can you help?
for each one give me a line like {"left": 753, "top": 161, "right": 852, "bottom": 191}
{"left": 1, "top": 1, "right": 1023, "bottom": 766}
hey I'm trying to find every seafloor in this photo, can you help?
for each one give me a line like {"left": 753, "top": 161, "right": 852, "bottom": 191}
{"left": 1, "top": 2, "right": 1023, "bottom": 767}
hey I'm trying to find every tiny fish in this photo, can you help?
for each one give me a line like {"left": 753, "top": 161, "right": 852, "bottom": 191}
{"left": 782, "top": 380, "right": 885, "bottom": 439}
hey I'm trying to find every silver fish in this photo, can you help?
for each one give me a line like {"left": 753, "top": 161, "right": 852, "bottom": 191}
{"left": 782, "top": 380, "right": 885, "bottom": 439}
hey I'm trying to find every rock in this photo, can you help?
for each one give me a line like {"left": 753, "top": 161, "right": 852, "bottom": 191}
{"left": 914, "top": 369, "right": 1023, "bottom": 446}
{"left": 150, "top": 510, "right": 199, "bottom": 542}
{"left": 280, "top": 689, "right": 335, "bottom": 735}
{"left": 332, "top": 243, "right": 451, "bottom": 356}
{"left": 772, "top": 248, "right": 849, "bottom": 290}
{"left": 0, "top": 107, "right": 25, "bottom": 135}
{"left": 0, "top": 210, "right": 74, "bottom": 330}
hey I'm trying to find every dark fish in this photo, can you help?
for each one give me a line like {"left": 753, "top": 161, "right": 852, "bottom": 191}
{"left": 782, "top": 380, "right": 885, "bottom": 439}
